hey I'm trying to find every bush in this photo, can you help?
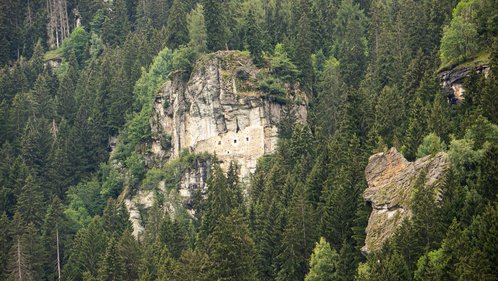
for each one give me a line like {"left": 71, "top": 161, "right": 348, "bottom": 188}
{"left": 269, "top": 43, "right": 300, "bottom": 81}
{"left": 259, "top": 78, "right": 286, "bottom": 96}
{"left": 62, "top": 26, "right": 90, "bottom": 63}
{"left": 416, "top": 133, "right": 447, "bottom": 158}
{"left": 142, "top": 168, "right": 166, "bottom": 190}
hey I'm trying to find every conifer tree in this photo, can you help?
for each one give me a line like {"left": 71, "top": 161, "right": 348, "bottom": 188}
{"left": 245, "top": 10, "right": 264, "bottom": 66}
{"left": 173, "top": 249, "right": 209, "bottom": 281}
{"left": 15, "top": 174, "right": 45, "bottom": 227}
{"left": 165, "top": 0, "right": 189, "bottom": 49}
{"left": 294, "top": 12, "right": 313, "bottom": 90}
{"left": 187, "top": 3, "right": 207, "bottom": 52}
{"left": 206, "top": 209, "right": 257, "bottom": 281}
{"left": 41, "top": 197, "right": 67, "bottom": 281}
{"left": 98, "top": 237, "right": 125, "bottom": 281}
{"left": 203, "top": 0, "right": 227, "bottom": 51}
{"left": 304, "top": 237, "right": 338, "bottom": 281}
{"left": 277, "top": 183, "right": 317, "bottom": 281}
{"left": 333, "top": 0, "right": 367, "bottom": 87}
{"left": 0, "top": 212, "right": 10, "bottom": 276}
{"left": 117, "top": 229, "right": 140, "bottom": 281}
{"left": 402, "top": 97, "right": 428, "bottom": 161}
{"left": 64, "top": 217, "right": 108, "bottom": 280}
{"left": 56, "top": 51, "right": 79, "bottom": 124}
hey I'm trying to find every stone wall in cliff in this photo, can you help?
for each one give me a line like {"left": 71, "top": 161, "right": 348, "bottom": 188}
{"left": 150, "top": 51, "right": 307, "bottom": 179}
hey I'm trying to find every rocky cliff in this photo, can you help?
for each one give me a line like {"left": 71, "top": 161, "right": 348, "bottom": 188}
{"left": 362, "top": 148, "right": 449, "bottom": 254}
{"left": 126, "top": 51, "right": 307, "bottom": 237}
{"left": 149, "top": 51, "right": 307, "bottom": 178}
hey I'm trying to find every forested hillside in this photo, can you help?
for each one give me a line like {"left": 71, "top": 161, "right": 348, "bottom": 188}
{"left": 0, "top": 0, "right": 497, "bottom": 280}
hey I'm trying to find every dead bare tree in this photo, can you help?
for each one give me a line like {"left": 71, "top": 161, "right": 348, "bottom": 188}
{"left": 47, "top": 0, "right": 70, "bottom": 49}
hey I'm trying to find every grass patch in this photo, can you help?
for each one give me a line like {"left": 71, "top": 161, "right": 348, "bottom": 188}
{"left": 44, "top": 48, "right": 63, "bottom": 61}
{"left": 438, "top": 50, "right": 490, "bottom": 72}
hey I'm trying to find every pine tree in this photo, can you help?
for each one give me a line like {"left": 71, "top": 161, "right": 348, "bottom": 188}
{"left": 203, "top": 0, "right": 227, "bottom": 51}
{"left": 64, "top": 216, "right": 108, "bottom": 280}
{"left": 335, "top": 240, "right": 355, "bottom": 281}
{"left": 333, "top": 0, "right": 368, "bottom": 87}
{"left": 15, "top": 174, "right": 45, "bottom": 227}
{"left": 56, "top": 51, "right": 79, "bottom": 124}
{"left": 41, "top": 197, "right": 67, "bottom": 281}
{"left": 0, "top": 212, "right": 11, "bottom": 276}
{"left": 116, "top": 229, "right": 140, "bottom": 281}
{"left": 304, "top": 237, "right": 338, "bottom": 281}
{"left": 277, "top": 182, "right": 317, "bottom": 281}
{"left": 402, "top": 97, "right": 428, "bottom": 161}
{"left": 102, "top": 0, "right": 131, "bottom": 46}
{"left": 173, "top": 249, "right": 209, "bottom": 281}
{"left": 206, "top": 209, "right": 257, "bottom": 281}
{"left": 6, "top": 215, "right": 45, "bottom": 281}
{"left": 165, "top": 0, "right": 189, "bottom": 49}
{"left": 187, "top": 3, "right": 207, "bottom": 52}
{"left": 245, "top": 9, "right": 264, "bottom": 66}
{"left": 98, "top": 237, "right": 125, "bottom": 281}
{"left": 102, "top": 198, "right": 131, "bottom": 237}
{"left": 294, "top": 12, "right": 313, "bottom": 90}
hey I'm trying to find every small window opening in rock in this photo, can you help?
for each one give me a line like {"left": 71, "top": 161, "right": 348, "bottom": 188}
{"left": 218, "top": 141, "right": 221, "bottom": 145}
{"left": 227, "top": 151, "right": 230, "bottom": 154}
{"left": 246, "top": 137, "right": 249, "bottom": 141}
{"left": 234, "top": 139, "right": 237, "bottom": 143}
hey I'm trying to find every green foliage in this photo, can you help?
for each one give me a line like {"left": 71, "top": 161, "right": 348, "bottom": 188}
{"left": 188, "top": 4, "right": 208, "bottom": 52}
{"left": 440, "top": 16, "right": 478, "bottom": 66}
{"left": 416, "top": 133, "right": 447, "bottom": 158}
{"left": 165, "top": 0, "right": 189, "bottom": 49}
{"left": 305, "top": 237, "right": 338, "bottom": 281}
{"left": 62, "top": 27, "right": 90, "bottom": 63}
{"left": 269, "top": 43, "right": 301, "bottom": 82}
{"left": 205, "top": 209, "right": 257, "bottom": 281}
{"left": 203, "top": 0, "right": 227, "bottom": 51}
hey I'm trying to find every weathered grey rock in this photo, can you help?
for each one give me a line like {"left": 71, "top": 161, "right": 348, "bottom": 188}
{"left": 127, "top": 51, "right": 307, "bottom": 238}
{"left": 362, "top": 148, "right": 449, "bottom": 254}
{"left": 440, "top": 64, "right": 489, "bottom": 104}
{"left": 151, "top": 51, "right": 307, "bottom": 179}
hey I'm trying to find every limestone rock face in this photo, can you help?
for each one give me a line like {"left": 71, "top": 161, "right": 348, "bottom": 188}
{"left": 151, "top": 51, "right": 307, "bottom": 179}
{"left": 127, "top": 51, "right": 307, "bottom": 237}
{"left": 362, "top": 148, "right": 449, "bottom": 254}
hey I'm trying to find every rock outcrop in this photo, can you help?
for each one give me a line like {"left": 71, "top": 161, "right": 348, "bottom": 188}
{"left": 440, "top": 64, "right": 489, "bottom": 103}
{"left": 362, "top": 148, "right": 449, "bottom": 254}
{"left": 127, "top": 51, "right": 307, "bottom": 237}
{"left": 150, "top": 51, "right": 307, "bottom": 178}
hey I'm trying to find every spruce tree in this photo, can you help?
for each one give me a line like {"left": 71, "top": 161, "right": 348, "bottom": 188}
{"left": 165, "top": 0, "right": 189, "bottom": 49}
{"left": 15, "top": 174, "right": 45, "bottom": 227}
{"left": 304, "top": 237, "right": 338, "bottom": 281}
{"left": 277, "top": 182, "right": 317, "bottom": 281}
{"left": 294, "top": 12, "right": 313, "bottom": 90}
{"left": 203, "top": 0, "right": 227, "bottom": 51}
{"left": 98, "top": 237, "right": 125, "bottom": 281}
{"left": 206, "top": 209, "right": 257, "bottom": 281}
{"left": 187, "top": 3, "right": 207, "bottom": 52}
{"left": 245, "top": 10, "right": 264, "bottom": 66}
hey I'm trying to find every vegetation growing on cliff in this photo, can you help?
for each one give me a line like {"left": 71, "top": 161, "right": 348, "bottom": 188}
{"left": 0, "top": 0, "right": 497, "bottom": 280}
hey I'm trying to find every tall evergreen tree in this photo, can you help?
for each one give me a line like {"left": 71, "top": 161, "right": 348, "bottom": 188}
{"left": 304, "top": 237, "right": 338, "bottom": 281}
{"left": 206, "top": 209, "right": 257, "bottom": 281}
{"left": 165, "top": 0, "right": 189, "bottom": 49}
{"left": 203, "top": 0, "right": 227, "bottom": 51}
